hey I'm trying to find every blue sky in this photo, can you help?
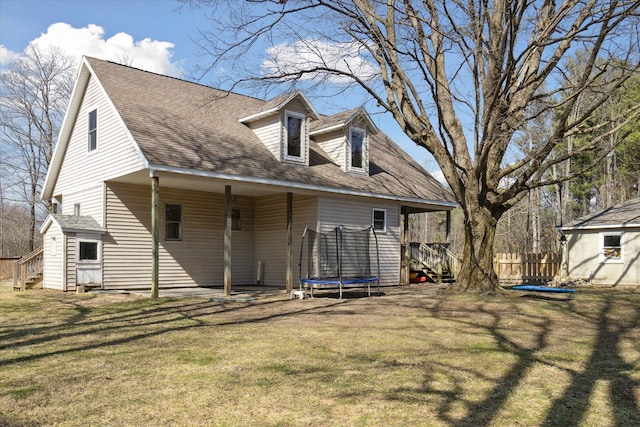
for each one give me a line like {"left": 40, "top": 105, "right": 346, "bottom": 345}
{"left": 0, "top": 0, "right": 441, "bottom": 177}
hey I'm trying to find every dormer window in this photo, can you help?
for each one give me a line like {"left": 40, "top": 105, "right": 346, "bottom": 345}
{"left": 349, "top": 127, "right": 366, "bottom": 172}
{"left": 285, "top": 110, "right": 305, "bottom": 161}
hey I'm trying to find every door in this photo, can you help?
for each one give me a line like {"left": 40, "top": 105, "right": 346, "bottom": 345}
{"left": 76, "top": 235, "right": 102, "bottom": 287}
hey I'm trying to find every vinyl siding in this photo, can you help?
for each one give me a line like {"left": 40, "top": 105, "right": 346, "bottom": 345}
{"left": 318, "top": 196, "right": 400, "bottom": 285}
{"left": 60, "top": 184, "right": 105, "bottom": 226}
{"left": 315, "top": 130, "right": 347, "bottom": 171}
{"left": 567, "top": 229, "right": 640, "bottom": 285}
{"left": 42, "top": 224, "right": 64, "bottom": 290}
{"left": 247, "top": 114, "right": 282, "bottom": 161}
{"left": 104, "top": 182, "right": 257, "bottom": 289}
{"left": 66, "top": 235, "right": 76, "bottom": 291}
{"left": 254, "top": 194, "right": 318, "bottom": 287}
{"left": 54, "top": 75, "right": 145, "bottom": 197}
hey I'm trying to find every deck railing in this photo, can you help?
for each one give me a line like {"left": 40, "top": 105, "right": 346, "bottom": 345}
{"left": 410, "top": 242, "right": 459, "bottom": 281}
{"left": 13, "top": 247, "right": 44, "bottom": 291}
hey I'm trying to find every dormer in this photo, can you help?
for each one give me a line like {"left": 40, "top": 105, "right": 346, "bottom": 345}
{"left": 239, "top": 91, "right": 319, "bottom": 166}
{"left": 309, "top": 107, "right": 378, "bottom": 176}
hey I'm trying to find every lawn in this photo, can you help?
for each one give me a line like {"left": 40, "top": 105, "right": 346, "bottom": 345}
{"left": 1, "top": 281, "right": 638, "bottom": 427}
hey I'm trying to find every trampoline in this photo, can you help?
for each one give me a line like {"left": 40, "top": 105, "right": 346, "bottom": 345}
{"left": 297, "top": 225, "right": 380, "bottom": 298}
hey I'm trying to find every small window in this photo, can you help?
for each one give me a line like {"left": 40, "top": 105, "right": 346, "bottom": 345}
{"left": 79, "top": 241, "right": 98, "bottom": 261}
{"left": 350, "top": 127, "right": 365, "bottom": 170}
{"left": 50, "top": 237, "right": 57, "bottom": 257}
{"left": 285, "top": 111, "right": 305, "bottom": 160}
{"left": 232, "top": 209, "right": 241, "bottom": 231}
{"left": 601, "top": 232, "right": 622, "bottom": 262}
{"left": 74, "top": 204, "right": 81, "bottom": 216}
{"left": 166, "top": 204, "right": 182, "bottom": 241}
{"left": 88, "top": 109, "right": 97, "bottom": 151}
{"left": 372, "top": 209, "right": 386, "bottom": 232}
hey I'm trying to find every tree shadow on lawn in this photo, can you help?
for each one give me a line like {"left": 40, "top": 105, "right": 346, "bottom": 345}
{"left": 371, "top": 289, "right": 640, "bottom": 426}
{"left": 1, "top": 287, "right": 639, "bottom": 427}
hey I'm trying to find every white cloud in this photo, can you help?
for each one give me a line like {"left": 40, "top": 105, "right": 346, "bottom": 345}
{"left": 262, "top": 39, "right": 378, "bottom": 84}
{"left": 430, "top": 169, "right": 448, "bottom": 185}
{"left": 0, "top": 44, "right": 19, "bottom": 67}
{"left": 25, "top": 23, "right": 181, "bottom": 76}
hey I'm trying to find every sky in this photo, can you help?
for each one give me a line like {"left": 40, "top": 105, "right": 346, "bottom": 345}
{"left": 0, "top": 0, "right": 442, "bottom": 180}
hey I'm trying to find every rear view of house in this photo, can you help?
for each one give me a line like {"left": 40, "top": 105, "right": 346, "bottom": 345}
{"left": 40, "top": 57, "right": 456, "bottom": 293}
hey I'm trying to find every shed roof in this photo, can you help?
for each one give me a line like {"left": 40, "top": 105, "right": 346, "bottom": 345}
{"left": 560, "top": 198, "right": 640, "bottom": 230}
{"left": 40, "top": 214, "right": 107, "bottom": 235}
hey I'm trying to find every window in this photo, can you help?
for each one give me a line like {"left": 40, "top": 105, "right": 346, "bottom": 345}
{"left": 372, "top": 209, "right": 387, "bottom": 232}
{"left": 350, "top": 127, "right": 365, "bottom": 170}
{"left": 79, "top": 241, "right": 98, "bottom": 261}
{"left": 601, "top": 232, "right": 622, "bottom": 262}
{"left": 232, "top": 209, "right": 241, "bottom": 231}
{"left": 166, "top": 204, "right": 182, "bottom": 240}
{"left": 285, "top": 111, "right": 305, "bottom": 160}
{"left": 50, "top": 237, "right": 57, "bottom": 257}
{"left": 74, "top": 204, "right": 81, "bottom": 216}
{"left": 88, "top": 109, "right": 97, "bottom": 151}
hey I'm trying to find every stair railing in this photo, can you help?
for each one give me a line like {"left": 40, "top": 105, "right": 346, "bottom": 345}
{"left": 14, "top": 247, "right": 44, "bottom": 291}
{"left": 410, "top": 242, "right": 459, "bottom": 281}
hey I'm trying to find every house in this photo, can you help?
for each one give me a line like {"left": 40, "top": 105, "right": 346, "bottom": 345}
{"left": 40, "top": 56, "right": 457, "bottom": 294}
{"left": 558, "top": 198, "right": 640, "bottom": 286}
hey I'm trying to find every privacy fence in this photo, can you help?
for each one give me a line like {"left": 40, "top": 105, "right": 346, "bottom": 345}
{"left": 493, "top": 253, "right": 560, "bottom": 284}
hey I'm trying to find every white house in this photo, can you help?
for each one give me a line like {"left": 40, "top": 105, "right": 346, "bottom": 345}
{"left": 559, "top": 198, "right": 640, "bottom": 286}
{"left": 40, "top": 56, "right": 457, "bottom": 293}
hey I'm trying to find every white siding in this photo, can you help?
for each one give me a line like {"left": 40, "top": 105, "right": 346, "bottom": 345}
{"left": 318, "top": 196, "right": 401, "bottom": 285}
{"left": 247, "top": 114, "right": 282, "bottom": 161}
{"left": 53, "top": 75, "right": 146, "bottom": 197}
{"left": 42, "top": 223, "right": 64, "bottom": 290}
{"left": 231, "top": 196, "right": 255, "bottom": 284}
{"left": 61, "top": 184, "right": 105, "bottom": 226}
{"left": 567, "top": 229, "right": 640, "bottom": 286}
{"left": 66, "top": 235, "right": 76, "bottom": 291}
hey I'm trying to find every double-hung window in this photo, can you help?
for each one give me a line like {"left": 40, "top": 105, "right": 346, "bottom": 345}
{"left": 349, "top": 127, "right": 366, "bottom": 171}
{"left": 372, "top": 209, "right": 387, "bottom": 232}
{"left": 88, "top": 109, "right": 97, "bottom": 152}
{"left": 166, "top": 204, "right": 183, "bottom": 241}
{"left": 285, "top": 111, "right": 305, "bottom": 161}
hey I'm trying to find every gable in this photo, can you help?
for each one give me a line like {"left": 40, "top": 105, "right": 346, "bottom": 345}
{"left": 44, "top": 61, "right": 147, "bottom": 200}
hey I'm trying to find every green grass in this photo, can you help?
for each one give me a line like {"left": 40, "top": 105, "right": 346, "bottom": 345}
{"left": 1, "top": 281, "right": 639, "bottom": 426}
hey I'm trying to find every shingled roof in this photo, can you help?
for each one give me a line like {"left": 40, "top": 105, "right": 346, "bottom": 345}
{"left": 80, "top": 57, "right": 455, "bottom": 206}
{"left": 561, "top": 198, "right": 640, "bottom": 230}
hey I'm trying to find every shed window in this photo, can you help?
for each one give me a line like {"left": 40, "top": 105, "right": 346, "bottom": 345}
{"left": 88, "top": 109, "right": 97, "bottom": 151}
{"left": 79, "top": 241, "right": 98, "bottom": 261}
{"left": 350, "top": 127, "right": 365, "bottom": 170}
{"left": 601, "top": 232, "right": 622, "bottom": 262}
{"left": 285, "top": 111, "right": 305, "bottom": 161}
{"left": 372, "top": 209, "right": 387, "bottom": 232}
{"left": 166, "top": 204, "right": 182, "bottom": 241}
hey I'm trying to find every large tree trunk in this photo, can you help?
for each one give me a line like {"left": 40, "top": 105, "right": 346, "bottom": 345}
{"left": 450, "top": 201, "right": 503, "bottom": 294}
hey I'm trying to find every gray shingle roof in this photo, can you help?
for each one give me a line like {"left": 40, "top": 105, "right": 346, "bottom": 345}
{"left": 86, "top": 57, "right": 455, "bottom": 205}
{"left": 51, "top": 214, "right": 106, "bottom": 233}
{"left": 562, "top": 198, "right": 640, "bottom": 229}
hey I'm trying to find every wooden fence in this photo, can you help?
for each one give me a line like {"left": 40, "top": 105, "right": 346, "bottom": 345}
{"left": 494, "top": 253, "right": 560, "bottom": 284}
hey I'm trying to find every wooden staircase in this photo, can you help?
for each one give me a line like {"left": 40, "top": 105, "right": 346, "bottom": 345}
{"left": 410, "top": 242, "right": 458, "bottom": 284}
{"left": 13, "top": 247, "right": 44, "bottom": 291}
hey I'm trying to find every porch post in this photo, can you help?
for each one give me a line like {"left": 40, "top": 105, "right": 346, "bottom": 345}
{"left": 286, "top": 192, "right": 293, "bottom": 293}
{"left": 151, "top": 175, "right": 159, "bottom": 299}
{"left": 402, "top": 207, "right": 410, "bottom": 285}
{"left": 224, "top": 185, "right": 232, "bottom": 296}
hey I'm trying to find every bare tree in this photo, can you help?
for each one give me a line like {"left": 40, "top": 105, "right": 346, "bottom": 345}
{"left": 0, "top": 45, "right": 74, "bottom": 252}
{"left": 188, "top": 0, "right": 640, "bottom": 293}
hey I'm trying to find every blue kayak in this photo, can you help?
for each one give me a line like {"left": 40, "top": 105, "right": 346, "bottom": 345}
{"left": 512, "top": 285, "right": 576, "bottom": 293}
